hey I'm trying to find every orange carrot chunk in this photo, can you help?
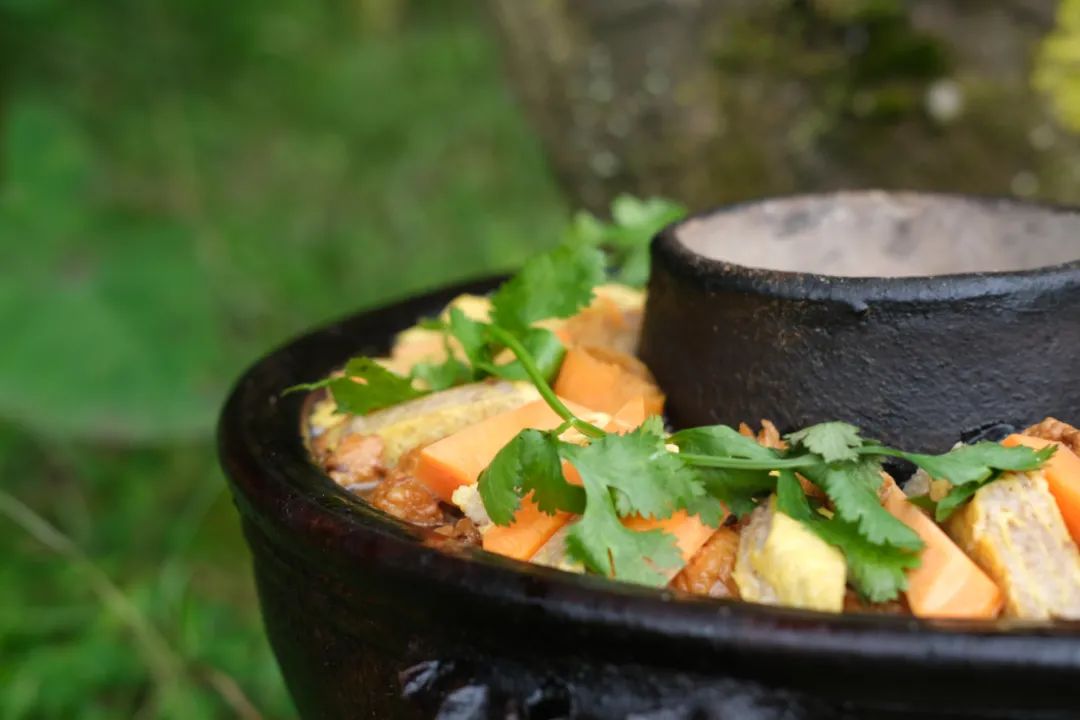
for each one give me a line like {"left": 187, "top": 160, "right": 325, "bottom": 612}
{"left": 612, "top": 397, "right": 649, "bottom": 428}
{"left": 416, "top": 400, "right": 566, "bottom": 502}
{"left": 1003, "top": 434, "right": 1080, "bottom": 545}
{"left": 881, "top": 478, "right": 1002, "bottom": 619}
{"left": 483, "top": 496, "right": 572, "bottom": 561}
{"left": 553, "top": 346, "right": 665, "bottom": 418}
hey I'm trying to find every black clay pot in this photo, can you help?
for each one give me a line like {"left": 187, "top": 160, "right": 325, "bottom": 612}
{"left": 221, "top": 271, "right": 1080, "bottom": 720}
{"left": 641, "top": 191, "right": 1080, "bottom": 452}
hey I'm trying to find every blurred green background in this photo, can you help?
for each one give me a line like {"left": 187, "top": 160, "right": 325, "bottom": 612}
{"left": 0, "top": 2, "right": 564, "bottom": 717}
{"left": 3, "top": 0, "right": 1080, "bottom": 718}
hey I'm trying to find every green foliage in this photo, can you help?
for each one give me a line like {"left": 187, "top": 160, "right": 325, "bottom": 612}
{"left": 485, "top": 326, "right": 567, "bottom": 384}
{"left": 669, "top": 426, "right": 780, "bottom": 518}
{"left": 801, "top": 460, "right": 922, "bottom": 550}
{"left": 0, "top": 1, "right": 565, "bottom": 717}
{"left": 567, "top": 195, "right": 686, "bottom": 287}
{"left": 1034, "top": 0, "right": 1080, "bottom": 132}
{"left": 290, "top": 357, "right": 428, "bottom": 415}
{"left": 490, "top": 242, "right": 606, "bottom": 333}
{"left": 898, "top": 442, "right": 1057, "bottom": 491}
{"left": 785, "top": 422, "right": 864, "bottom": 464}
{"left": 564, "top": 489, "right": 683, "bottom": 587}
{"left": 478, "top": 429, "right": 583, "bottom": 525}
{"left": 889, "top": 442, "right": 1054, "bottom": 520}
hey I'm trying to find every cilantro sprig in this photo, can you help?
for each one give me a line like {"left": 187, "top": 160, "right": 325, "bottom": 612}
{"left": 288, "top": 240, "right": 605, "bottom": 415}
{"left": 288, "top": 196, "right": 683, "bottom": 414}
{"left": 285, "top": 357, "right": 427, "bottom": 415}
{"left": 477, "top": 396, "right": 1048, "bottom": 600}
{"left": 568, "top": 195, "right": 686, "bottom": 287}
{"left": 868, "top": 442, "right": 1057, "bottom": 522}
{"left": 480, "top": 415, "right": 722, "bottom": 585}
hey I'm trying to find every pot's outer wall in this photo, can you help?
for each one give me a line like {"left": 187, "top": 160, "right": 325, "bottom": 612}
{"left": 221, "top": 274, "right": 1080, "bottom": 720}
{"left": 641, "top": 204, "right": 1080, "bottom": 452}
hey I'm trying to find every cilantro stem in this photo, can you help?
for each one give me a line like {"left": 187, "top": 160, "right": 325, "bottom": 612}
{"left": 486, "top": 325, "right": 607, "bottom": 439}
{"left": 678, "top": 454, "right": 824, "bottom": 471}
{"left": 553, "top": 419, "right": 576, "bottom": 436}
{"left": 857, "top": 445, "right": 912, "bottom": 461}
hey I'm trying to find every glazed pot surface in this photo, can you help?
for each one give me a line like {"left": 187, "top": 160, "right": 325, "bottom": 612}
{"left": 220, "top": 269, "right": 1080, "bottom": 719}
{"left": 641, "top": 191, "right": 1080, "bottom": 452}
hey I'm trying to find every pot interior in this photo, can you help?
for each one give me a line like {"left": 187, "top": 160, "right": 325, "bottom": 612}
{"left": 677, "top": 192, "right": 1080, "bottom": 278}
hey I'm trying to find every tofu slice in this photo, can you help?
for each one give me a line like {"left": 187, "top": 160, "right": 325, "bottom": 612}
{"left": 733, "top": 498, "right": 847, "bottom": 613}
{"left": 346, "top": 381, "right": 539, "bottom": 465}
{"left": 946, "top": 471, "right": 1080, "bottom": 620}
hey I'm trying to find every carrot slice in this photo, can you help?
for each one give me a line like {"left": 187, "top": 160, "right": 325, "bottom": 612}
{"left": 416, "top": 400, "right": 566, "bottom": 502}
{"left": 553, "top": 346, "right": 665, "bottom": 417}
{"left": 612, "top": 397, "right": 649, "bottom": 428}
{"left": 1003, "top": 434, "right": 1080, "bottom": 545}
{"left": 881, "top": 477, "right": 1002, "bottom": 619}
{"left": 483, "top": 496, "right": 572, "bottom": 561}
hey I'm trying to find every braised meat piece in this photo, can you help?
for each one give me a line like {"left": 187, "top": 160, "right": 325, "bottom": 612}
{"left": 738, "top": 419, "right": 787, "bottom": 450}
{"left": 671, "top": 527, "right": 741, "bottom": 598}
{"left": 1026, "top": 417, "right": 1080, "bottom": 456}
{"left": 432, "top": 518, "right": 483, "bottom": 546}
{"left": 324, "top": 433, "right": 386, "bottom": 489}
{"left": 367, "top": 471, "right": 444, "bottom": 527}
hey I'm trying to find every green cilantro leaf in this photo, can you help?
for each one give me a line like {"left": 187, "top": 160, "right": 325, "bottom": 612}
{"left": 477, "top": 433, "right": 526, "bottom": 526}
{"left": 786, "top": 422, "right": 864, "bottom": 464}
{"left": 801, "top": 460, "right": 923, "bottom": 550}
{"left": 409, "top": 329, "right": 474, "bottom": 391}
{"left": 692, "top": 468, "right": 775, "bottom": 519}
{"left": 446, "top": 307, "right": 490, "bottom": 370}
{"left": 934, "top": 473, "right": 1000, "bottom": 522}
{"left": 415, "top": 316, "right": 448, "bottom": 331}
{"left": 486, "top": 326, "right": 566, "bottom": 384}
{"left": 683, "top": 490, "right": 727, "bottom": 528}
{"left": 775, "top": 470, "right": 814, "bottom": 522}
{"left": 561, "top": 418, "right": 703, "bottom": 521}
{"left": 520, "top": 430, "right": 584, "bottom": 516}
{"left": 478, "top": 429, "right": 584, "bottom": 526}
{"left": 610, "top": 196, "right": 686, "bottom": 240}
{"left": 671, "top": 425, "right": 780, "bottom": 461}
{"left": 490, "top": 243, "right": 606, "bottom": 333}
{"left": 569, "top": 195, "right": 687, "bottom": 287}
{"left": 896, "top": 442, "right": 1055, "bottom": 487}
{"left": 672, "top": 425, "right": 781, "bottom": 518}
{"left": 812, "top": 516, "right": 919, "bottom": 603}
{"left": 905, "top": 494, "right": 938, "bottom": 514}
{"left": 564, "top": 474, "right": 683, "bottom": 587}
{"left": 287, "top": 357, "right": 428, "bottom": 415}
{"left": 410, "top": 356, "right": 471, "bottom": 391}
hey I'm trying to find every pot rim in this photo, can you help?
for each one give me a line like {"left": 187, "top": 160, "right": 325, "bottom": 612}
{"left": 219, "top": 275, "right": 1080, "bottom": 676}
{"left": 655, "top": 190, "right": 1080, "bottom": 306}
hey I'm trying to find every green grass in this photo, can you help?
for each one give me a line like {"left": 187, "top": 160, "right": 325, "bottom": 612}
{"left": 0, "top": 2, "right": 566, "bottom": 717}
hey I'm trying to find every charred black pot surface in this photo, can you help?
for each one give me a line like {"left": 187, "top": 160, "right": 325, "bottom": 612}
{"left": 221, "top": 273, "right": 1080, "bottom": 720}
{"left": 641, "top": 191, "right": 1080, "bottom": 452}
